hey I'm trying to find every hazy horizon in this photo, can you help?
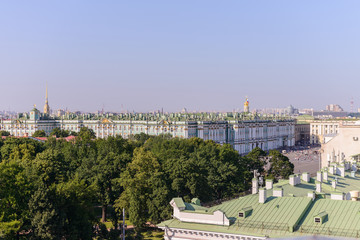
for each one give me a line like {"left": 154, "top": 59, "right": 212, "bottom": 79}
{"left": 1, "top": 1, "right": 360, "bottom": 112}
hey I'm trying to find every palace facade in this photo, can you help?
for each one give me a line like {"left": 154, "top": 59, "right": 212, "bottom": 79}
{"left": 0, "top": 108, "right": 295, "bottom": 155}
{"left": 0, "top": 92, "right": 295, "bottom": 154}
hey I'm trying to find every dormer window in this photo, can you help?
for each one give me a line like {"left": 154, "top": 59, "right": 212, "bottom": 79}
{"left": 238, "top": 207, "right": 252, "bottom": 219}
{"left": 314, "top": 211, "right": 328, "bottom": 224}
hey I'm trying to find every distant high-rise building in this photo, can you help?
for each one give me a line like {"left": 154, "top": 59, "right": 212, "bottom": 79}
{"left": 43, "top": 84, "right": 50, "bottom": 114}
{"left": 325, "top": 104, "right": 343, "bottom": 112}
{"left": 286, "top": 105, "right": 299, "bottom": 115}
{"left": 57, "top": 109, "right": 65, "bottom": 117}
{"left": 244, "top": 98, "right": 250, "bottom": 113}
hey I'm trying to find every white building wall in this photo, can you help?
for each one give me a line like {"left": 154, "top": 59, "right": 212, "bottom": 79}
{"left": 161, "top": 228, "right": 266, "bottom": 240}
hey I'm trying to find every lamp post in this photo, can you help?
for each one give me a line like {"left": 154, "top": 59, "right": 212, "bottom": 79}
{"left": 319, "top": 148, "right": 324, "bottom": 171}
{"left": 122, "top": 208, "right": 126, "bottom": 240}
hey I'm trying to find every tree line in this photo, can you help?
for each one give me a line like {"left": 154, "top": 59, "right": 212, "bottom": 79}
{"left": 0, "top": 128, "right": 293, "bottom": 239}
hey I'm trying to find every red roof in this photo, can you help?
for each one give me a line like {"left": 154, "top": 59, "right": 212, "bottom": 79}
{"left": 34, "top": 137, "right": 48, "bottom": 141}
{"left": 64, "top": 136, "right": 76, "bottom": 141}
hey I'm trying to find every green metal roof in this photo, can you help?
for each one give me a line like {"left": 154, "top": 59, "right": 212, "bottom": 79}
{"left": 173, "top": 197, "right": 186, "bottom": 209}
{"left": 321, "top": 172, "right": 360, "bottom": 194}
{"left": 159, "top": 171, "right": 360, "bottom": 238}
{"left": 160, "top": 194, "right": 313, "bottom": 237}
{"left": 298, "top": 199, "right": 360, "bottom": 238}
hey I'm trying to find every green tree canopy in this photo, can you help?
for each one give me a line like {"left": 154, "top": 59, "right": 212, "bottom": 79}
{"left": 245, "top": 147, "right": 267, "bottom": 175}
{"left": 268, "top": 150, "right": 294, "bottom": 179}
{"left": 78, "top": 127, "right": 96, "bottom": 141}
{"left": 116, "top": 147, "right": 166, "bottom": 232}
{"left": 0, "top": 163, "right": 32, "bottom": 238}
{"left": 50, "top": 127, "right": 69, "bottom": 138}
{"left": 32, "top": 130, "right": 47, "bottom": 137}
{"left": 0, "top": 131, "right": 10, "bottom": 137}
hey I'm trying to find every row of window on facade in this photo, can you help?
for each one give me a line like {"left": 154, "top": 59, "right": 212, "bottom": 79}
{"left": 79, "top": 125, "right": 186, "bottom": 132}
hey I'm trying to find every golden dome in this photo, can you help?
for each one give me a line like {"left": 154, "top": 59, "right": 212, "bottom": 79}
{"left": 244, "top": 98, "right": 249, "bottom": 106}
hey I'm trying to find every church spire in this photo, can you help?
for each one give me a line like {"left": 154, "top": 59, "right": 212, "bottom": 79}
{"left": 46, "top": 83, "right": 48, "bottom": 101}
{"left": 43, "top": 83, "right": 50, "bottom": 114}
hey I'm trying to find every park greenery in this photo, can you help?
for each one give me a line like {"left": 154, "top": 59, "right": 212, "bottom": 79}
{"left": 0, "top": 129, "right": 293, "bottom": 239}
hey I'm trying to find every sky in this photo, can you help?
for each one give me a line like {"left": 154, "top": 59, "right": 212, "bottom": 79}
{"left": 1, "top": 1, "right": 360, "bottom": 113}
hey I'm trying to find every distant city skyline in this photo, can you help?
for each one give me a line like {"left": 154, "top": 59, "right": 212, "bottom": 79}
{"left": 1, "top": 1, "right": 360, "bottom": 112}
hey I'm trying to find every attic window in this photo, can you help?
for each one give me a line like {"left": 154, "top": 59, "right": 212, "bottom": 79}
{"left": 238, "top": 207, "right": 252, "bottom": 218}
{"left": 314, "top": 211, "right": 328, "bottom": 224}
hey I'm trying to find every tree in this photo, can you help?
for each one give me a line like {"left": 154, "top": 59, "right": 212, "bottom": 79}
{"left": 0, "top": 138, "right": 45, "bottom": 164}
{"left": 32, "top": 130, "right": 46, "bottom": 137}
{"left": 94, "top": 151, "right": 128, "bottom": 223}
{"left": 29, "top": 185, "right": 59, "bottom": 240}
{"left": 0, "top": 163, "right": 32, "bottom": 239}
{"left": 29, "top": 178, "right": 96, "bottom": 240}
{"left": 76, "top": 136, "right": 132, "bottom": 224}
{"left": 50, "top": 128, "right": 69, "bottom": 138}
{"left": 31, "top": 149, "right": 67, "bottom": 186}
{"left": 0, "top": 131, "right": 10, "bottom": 137}
{"left": 207, "top": 143, "right": 248, "bottom": 199}
{"left": 78, "top": 127, "right": 96, "bottom": 141}
{"left": 115, "top": 147, "right": 164, "bottom": 232}
{"left": 245, "top": 147, "right": 267, "bottom": 175}
{"left": 69, "top": 131, "right": 78, "bottom": 136}
{"left": 129, "top": 133, "right": 152, "bottom": 146}
{"left": 267, "top": 150, "right": 294, "bottom": 179}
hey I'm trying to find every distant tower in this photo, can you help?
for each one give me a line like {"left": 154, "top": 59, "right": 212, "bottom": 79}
{"left": 43, "top": 84, "right": 50, "bottom": 114}
{"left": 244, "top": 97, "right": 250, "bottom": 113}
{"left": 350, "top": 97, "right": 354, "bottom": 113}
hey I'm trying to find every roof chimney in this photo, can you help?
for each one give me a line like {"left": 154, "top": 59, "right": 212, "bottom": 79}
{"left": 316, "top": 181, "right": 322, "bottom": 193}
{"left": 302, "top": 172, "right": 310, "bottom": 183}
{"left": 273, "top": 186, "right": 283, "bottom": 197}
{"left": 338, "top": 165, "right": 345, "bottom": 177}
{"left": 289, "top": 175, "right": 295, "bottom": 186}
{"left": 252, "top": 178, "right": 258, "bottom": 194}
{"left": 290, "top": 174, "right": 301, "bottom": 186}
{"left": 266, "top": 179, "right": 273, "bottom": 190}
{"left": 295, "top": 174, "right": 301, "bottom": 185}
{"left": 316, "top": 171, "right": 323, "bottom": 182}
{"left": 345, "top": 162, "right": 350, "bottom": 170}
{"left": 308, "top": 191, "right": 315, "bottom": 201}
{"left": 259, "top": 188, "right": 266, "bottom": 203}
{"left": 323, "top": 171, "right": 328, "bottom": 181}
{"left": 352, "top": 163, "right": 357, "bottom": 172}
{"left": 331, "top": 192, "right": 344, "bottom": 200}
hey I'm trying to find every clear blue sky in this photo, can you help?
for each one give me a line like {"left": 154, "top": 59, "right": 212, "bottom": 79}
{"left": 1, "top": 1, "right": 360, "bottom": 112}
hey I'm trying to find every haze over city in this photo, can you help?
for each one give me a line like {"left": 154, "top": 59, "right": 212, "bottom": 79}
{"left": 4, "top": 2, "right": 360, "bottom": 239}
{"left": 1, "top": 1, "right": 360, "bottom": 112}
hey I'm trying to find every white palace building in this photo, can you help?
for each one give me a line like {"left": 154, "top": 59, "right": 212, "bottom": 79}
{"left": 0, "top": 93, "right": 295, "bottom": 155}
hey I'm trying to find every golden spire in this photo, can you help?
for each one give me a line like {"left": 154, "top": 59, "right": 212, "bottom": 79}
{"left": 46, "top": 83, "right": 48, "bottom": 102}
{"left": 43, "top": 83, "right": 50, "bottom": 114}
